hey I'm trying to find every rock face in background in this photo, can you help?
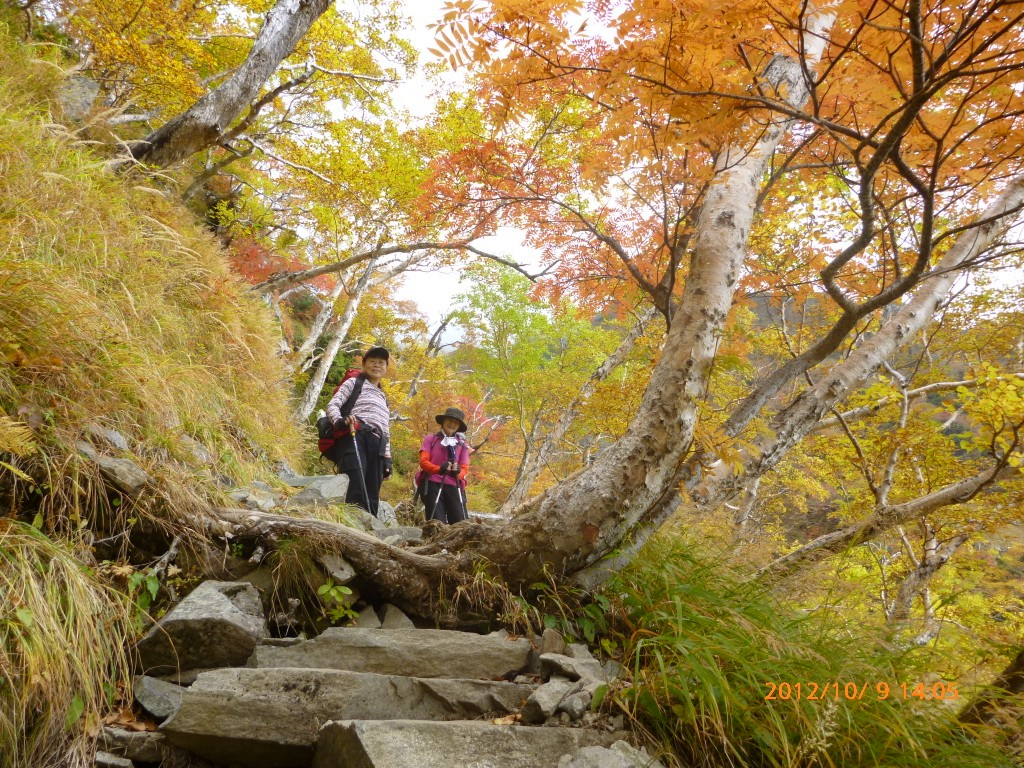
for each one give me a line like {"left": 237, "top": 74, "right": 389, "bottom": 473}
{"left": 135, "top": 581, "right": 268, "bottom": 676}
{"left": 57, "top": 75, "right": 99, "bottom": 120}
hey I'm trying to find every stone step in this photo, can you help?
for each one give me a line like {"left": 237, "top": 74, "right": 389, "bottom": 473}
{"left": 312, "top": 719, "right": 625, "bottom": 768}
{"left": 249, "top": 627, "right": 535, "bottom": 680}
{"left": 160, "top": 667, "right": 535, "bottom": 768}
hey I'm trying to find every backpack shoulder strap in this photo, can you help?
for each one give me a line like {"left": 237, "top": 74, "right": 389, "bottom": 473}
{"left": 338, "top": 375, "right": 366, "bottom": 419}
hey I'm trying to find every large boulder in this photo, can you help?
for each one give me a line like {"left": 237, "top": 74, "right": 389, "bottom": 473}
{"left": 249, "top": 627, "right": 534, "bottom": 680}
{"left": 135, "top": 581, "right": 267, "bottom": 676}
{"left": 160, "top": 667, "right": 534, "bottom": 767}
{"left": 313, "top": 720, "right": 624, "bottom": 768}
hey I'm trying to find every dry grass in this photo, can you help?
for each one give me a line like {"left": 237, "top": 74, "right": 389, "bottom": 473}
{"left": 0, "top": 18, "right": 305, "bottom": 766}
{"left": 0, "top": 520, "right": 133, "bottom": 768}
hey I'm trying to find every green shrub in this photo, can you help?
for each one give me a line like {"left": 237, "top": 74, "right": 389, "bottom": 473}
{"left": 605, "top": 534, "right": 1012, "bottom": 768}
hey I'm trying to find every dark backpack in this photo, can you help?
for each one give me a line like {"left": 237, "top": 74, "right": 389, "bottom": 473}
{"left": 316, "top": 370, "right": 365, "bottom": 463}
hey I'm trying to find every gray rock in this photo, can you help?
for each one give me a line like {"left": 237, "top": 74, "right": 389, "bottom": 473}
{"left": 94, "top": 751, "right": 133, "bottom": 768}
{"left": 178, "top": 435, "right": 213, "bottom": 465}
{"left": 318, "top": 553, "right": 356, "bottom": 585}
{"left": 292, "top": 474, "right": 349, "bottom": 505}
{"left": 86, "top": 424, "right": 130, "bottom": 451}
{"left": 250, "top": 627, "right": 534, "bottom": 680}
{"left": 540, "top": 653, "right": 609, "bottom": 687}
{"left": 377, "top": 501, "right": 398, "bottom": 527}
{"left": 609, "top": 741, "right": 667, "bottom": 768}
{"left": 522, "top": 680, "right": 575, "bottom": 723}
{"left": 567, "top": 643, "right": 595, "bottom": 660}
{"left": 379, "top": 603, "right": 415, "bottom": 629}
{"left": 314, "top": 720, "right": 624, "bottom": 768}
{"left": 559, "top": 690, "right": 593, "bottom": 721}
{"left": 374, "top": 525, "right": 423, "bottom": 545}
{"left": 228, "top": 486, "right": 277, "bottom": 512}
{"left": 351, "top": 605, "right": 382, "bottom": 629}
{"left": 558, "top": 746, "right": 635, "bottom": 768}
{"left": 161, "top": 667, "right": 534, "bottom": 768}
{"left": 541, "top": 628, "right": 567, "bottom": 656}
{"left": 276, "top": 461, "right": 313, "bottom": 487}
{"left": 234, "top": 566, "right": 276, "bottom": 610}
{"left": 76, "top": 441, "right": 151, "bottom": 497}
{"left": 133, "top": 675, "right": 184, "bottom": 721}
{"left": 135, "top": 581, "right": 268, "bottom": 675}
{"left": 99, "top": 727, "right": 165, "bottom": 763}
{"left": 58, "top": 75, "right": 99, "bottom": 121}
{"left": 345, "top": 505, "right": 387, "bottom": 532}
{"left": 561, "top": 742, "right": 667, "bottom": 768}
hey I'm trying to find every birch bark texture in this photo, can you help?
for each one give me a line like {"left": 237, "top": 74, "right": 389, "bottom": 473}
{"left": 132, "top": 0, "right": 332, "bottom": 168}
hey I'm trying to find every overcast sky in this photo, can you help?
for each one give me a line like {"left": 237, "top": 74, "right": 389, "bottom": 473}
{"left": 388, "top": 2, "right": 542, "bottom": 336}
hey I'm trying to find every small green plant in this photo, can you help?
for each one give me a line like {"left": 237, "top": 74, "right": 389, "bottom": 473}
{"left": 317, "top": 579, "right": 357, "bottom": 624}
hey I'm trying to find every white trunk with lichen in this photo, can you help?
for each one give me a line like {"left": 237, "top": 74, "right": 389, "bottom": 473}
{"left": 132, "top": 0, "right": 332, "bottom": 167}
{"left": 294, "top": 258, "right": 377, "bottom": 421}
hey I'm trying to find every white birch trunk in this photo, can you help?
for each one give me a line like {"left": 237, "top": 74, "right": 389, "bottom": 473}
{"left": 291, "top": 280, "right": 346, "bottom": 374}
{"left": 293, "top": 258, "right": 378, "bottom": 421}
{"left": 132, "top": 0, "right": 332, "bottom": 167}
{"left": 699, "top": 174, "right": 1024, "bottom": 508}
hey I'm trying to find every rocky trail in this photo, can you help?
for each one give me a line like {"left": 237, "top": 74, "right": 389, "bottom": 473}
{"left": 91, "top": 472, "right": 665, "bottom": 768}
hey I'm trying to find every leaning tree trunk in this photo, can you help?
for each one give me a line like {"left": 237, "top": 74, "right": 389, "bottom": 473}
{"left": 132, "top": 0, "right": 332, "bottom": 168}
{"left": 208, "top": 6, "right": 837, "bottom": 623}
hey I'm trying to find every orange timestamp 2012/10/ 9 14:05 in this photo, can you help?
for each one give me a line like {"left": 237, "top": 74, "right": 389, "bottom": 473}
{"left": 764, "top": 681, "right": 958, "bottom": 702}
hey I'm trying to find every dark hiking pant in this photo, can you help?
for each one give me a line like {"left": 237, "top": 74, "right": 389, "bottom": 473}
{"left": 425, "top": 481, "right": 466, "bottom": 524}
{"left": 335, "top": 427, "right": 384, "bottom": 516}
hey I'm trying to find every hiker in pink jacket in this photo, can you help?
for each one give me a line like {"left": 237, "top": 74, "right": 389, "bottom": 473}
{"left": 418, "top": 407, "right": 470, "bottom": 524}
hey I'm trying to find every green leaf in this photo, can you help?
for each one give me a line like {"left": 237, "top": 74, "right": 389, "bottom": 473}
{"left": 15, "top": 607, "right": 33, "bottom": 627}
{"left": 31, "top": 512, "right": 43, "bottom": 529}
{"left": 65, "top": 695, "right": 85, "bottom": 729}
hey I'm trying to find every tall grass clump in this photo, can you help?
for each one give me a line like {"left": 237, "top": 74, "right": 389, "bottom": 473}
{"left": 606, "top": 533, "right": 1011, "bottom": 768}
{"left": 0, "top": 20, "right": 302, "bottom": 530}
{"left": 0, "top": 520, "right": 133, "bottom": 768}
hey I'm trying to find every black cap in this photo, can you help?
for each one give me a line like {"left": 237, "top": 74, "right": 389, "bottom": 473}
{"left": 435, "top": 407, "right": 468, "bottom": 433}
{"left": 362, "top": 346, "right": 390, "bottom": 362}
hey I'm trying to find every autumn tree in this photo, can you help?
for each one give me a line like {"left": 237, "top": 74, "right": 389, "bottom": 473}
{"left": 55, "top": 0, "right": 1024, "bottom": 629}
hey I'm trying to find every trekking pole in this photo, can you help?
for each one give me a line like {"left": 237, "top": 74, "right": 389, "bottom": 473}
{"left": 457, "top": 482, "right": 468, "bottom": 523}
{"left": 430, "top": 472, "right": 445, "bottom": 522}
{"left": 350, "top": 422, "right": 374, "bottom": 517}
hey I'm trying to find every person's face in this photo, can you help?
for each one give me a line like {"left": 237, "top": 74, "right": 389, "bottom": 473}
{"left": 363, "top": 355, "right": 387, "bottom": 381}
{"left": 441, "top": 417, "right": 461, "bottom": 436}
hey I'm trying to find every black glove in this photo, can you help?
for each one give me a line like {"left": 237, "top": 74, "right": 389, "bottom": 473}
{"left": 383, "top": 458, "right": 392, "bottom": 479}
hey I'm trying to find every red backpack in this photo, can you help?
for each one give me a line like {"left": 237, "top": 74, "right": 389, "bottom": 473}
{"left": 316, "top": 369, "right": 365, "bottom": 461}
